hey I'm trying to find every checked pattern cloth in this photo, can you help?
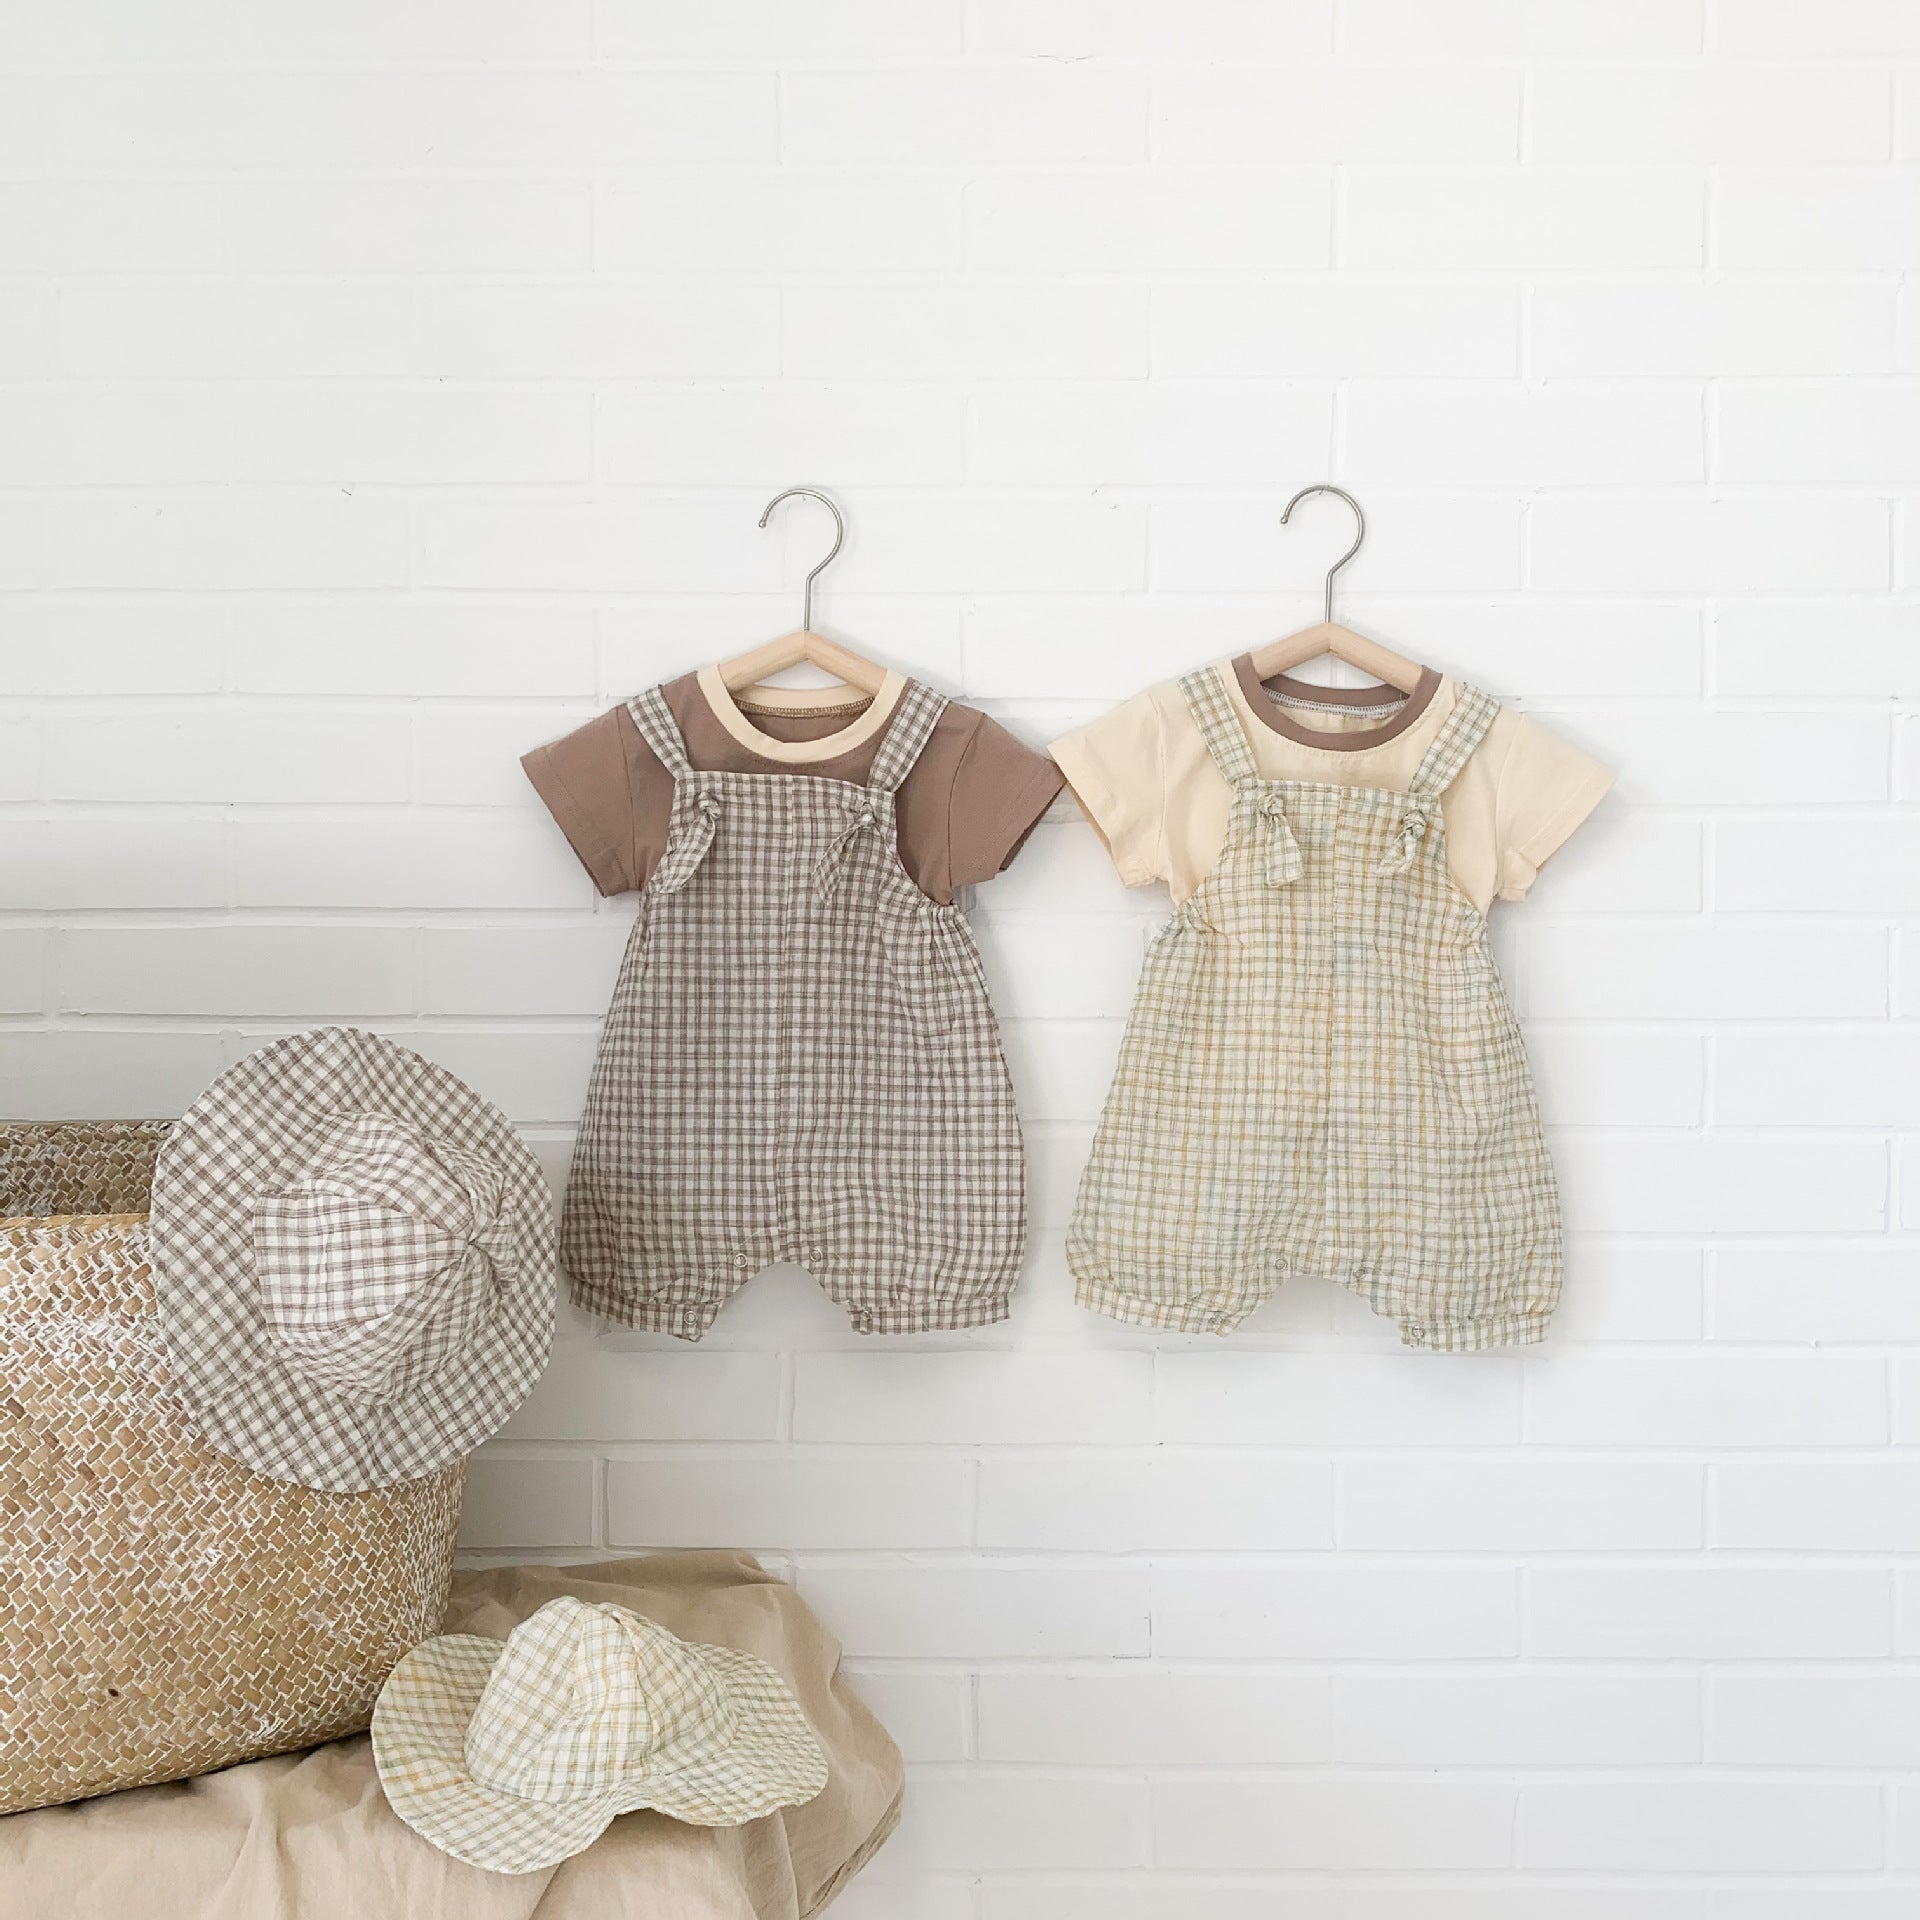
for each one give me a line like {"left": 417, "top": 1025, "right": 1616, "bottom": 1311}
{"left": 150, "top": 1027, "right": 555, "bottom": 1492}
{"left": 1068, "top": 662, "right": 1563, "bottom": 1351}
{"left": 562, "top": 679, "right": 1026, "bottom": 1338}
{"left": 374, "top": 1596, "right": 828, "bottom": 1874}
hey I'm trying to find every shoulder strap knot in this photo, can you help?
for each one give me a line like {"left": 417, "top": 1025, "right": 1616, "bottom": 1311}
{"left": 815, "top": 794, "right": 888, "bottom": 902}
{"left": 1257, "top": 790, "right": 1304, "bottom": 886}
{"left": 816, "top": 677, "right": 938, "bottom": 898}
{"left": 653, "top": 790, "right": 720, "bottom": 895}
{"left": 1375, "top": 801, "right": 1433, "bottom": 878}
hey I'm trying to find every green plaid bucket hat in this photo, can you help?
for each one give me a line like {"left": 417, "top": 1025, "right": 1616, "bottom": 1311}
{"left": 372, "top": 1596, "right": 829, "bottom": 1874}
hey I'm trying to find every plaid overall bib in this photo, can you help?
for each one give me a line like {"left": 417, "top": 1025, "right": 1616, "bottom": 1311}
{"left": 563, "top": 679, "right": 1025, "bottom": 1339}
{"left": 1069, "top": 663, "right": 1563, "bottom": 1350}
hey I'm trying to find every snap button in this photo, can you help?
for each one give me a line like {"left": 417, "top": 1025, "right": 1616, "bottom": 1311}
{"left": 732, "top": 1251, "right": 752, "bottom": 1270}
{"left": 679, "top": 1307, "right": 704, "bottom": 1338}
{"left": 804, "top": 1244, "right": 825, "bottom": 1267}
{"left": 1405, "top": 1321, "right": 1428, "bottom": 1341}
{"left": 851, "top": 1306, "right": 875, "bottom": 1334}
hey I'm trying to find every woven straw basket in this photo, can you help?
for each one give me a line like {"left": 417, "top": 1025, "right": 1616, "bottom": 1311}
{"left": 0, "top": 1121, "right": 467, "bottom": 1815}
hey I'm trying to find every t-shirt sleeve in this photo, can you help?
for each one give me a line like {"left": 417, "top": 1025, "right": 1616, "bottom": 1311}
{"left": 947, "top": 712, "right": 1068, "bottom": 890}
{"left": 1049, "top": 690, "right": 1167, "bottom": 887}
{"left": 521, "top": 707, "right": 654, "bottom": 896}
{"left": 1493, "top": 712, "right": 1616, "bottom": 901}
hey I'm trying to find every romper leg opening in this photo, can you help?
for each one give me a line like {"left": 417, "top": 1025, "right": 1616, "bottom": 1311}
{"left": 1073, "top": 1271, "right": 1267, "bottom": 1336}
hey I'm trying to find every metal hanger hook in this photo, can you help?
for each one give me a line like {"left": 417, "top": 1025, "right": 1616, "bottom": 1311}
{"left": 758, "top": 486, "right": 846, "bottom": 633}
{"left": 1280, "top": 483, "right": 1366, "bottom": 625}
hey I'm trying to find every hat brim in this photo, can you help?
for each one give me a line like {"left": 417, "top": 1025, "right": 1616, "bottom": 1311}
{"left": 373, "top": 1634, "right": 830, "bottom": 1876}
{"left": 150, "top": 1028, "right": 555, "bottom": 1493}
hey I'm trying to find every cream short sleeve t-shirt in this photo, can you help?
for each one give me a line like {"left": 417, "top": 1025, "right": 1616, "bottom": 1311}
{"left": 1051, "top": 658, "right": 1614, "bottom": 913}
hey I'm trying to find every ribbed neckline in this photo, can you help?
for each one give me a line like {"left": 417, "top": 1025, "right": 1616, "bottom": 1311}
{"left": 1230, "top": 655, "right": 1442, "bottom": 753}
{"left": 695, "top": 665, "right": 906, "bottom": 764}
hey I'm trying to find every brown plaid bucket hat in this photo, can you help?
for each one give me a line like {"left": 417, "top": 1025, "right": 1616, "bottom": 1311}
{"left": 149, "top": 1027, "right": 555, "bottom": 1492}
{"left": 372, "top": 1596, "right": 829, "bottom": 1874}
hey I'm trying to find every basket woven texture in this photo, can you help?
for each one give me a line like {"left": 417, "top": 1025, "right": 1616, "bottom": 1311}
{"left": 0, "top": 1121, "right": 467, "bottom": 1815}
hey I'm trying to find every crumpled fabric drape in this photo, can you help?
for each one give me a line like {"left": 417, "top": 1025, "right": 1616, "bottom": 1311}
{"left": 0, "top": 1552, "right": 902, "bottom": 1920}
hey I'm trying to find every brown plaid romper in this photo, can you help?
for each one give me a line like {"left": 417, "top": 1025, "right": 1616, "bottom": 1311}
{"left": 563, "top": 679, "right": 1025, "bottom": 1338}
{"left": 1069, "top": 664, "right": 1563, "bottom": 1350}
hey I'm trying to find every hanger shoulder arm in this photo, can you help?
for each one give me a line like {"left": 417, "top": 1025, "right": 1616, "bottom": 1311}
{"left": 1247, "top": 622, "right": 1425, "bottom": 695}
{"left": 798, "top": 630, "right": 889, "bottom": 695}
{"left": 716, "top": 631, "right": 804, "bottom": 691}
{"left": 715, "top": 629, "right": 889, "bottom": 697}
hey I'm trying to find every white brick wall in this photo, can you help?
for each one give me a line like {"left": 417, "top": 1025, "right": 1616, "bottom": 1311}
{"left": 2, "top": 1, "right": 1916, "bottom": 1909}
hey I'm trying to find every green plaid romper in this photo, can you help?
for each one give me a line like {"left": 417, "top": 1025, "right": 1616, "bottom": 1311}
{"left": 563, "top": 679, "right": 1026, "bottom": 1339}
{"left": 1068, "top": 664, "right": 1563, "bottom": 1350}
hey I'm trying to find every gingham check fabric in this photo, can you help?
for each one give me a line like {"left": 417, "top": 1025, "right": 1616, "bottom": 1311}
{"left": 1068, "top": 663, "right": 1563, "bottom": 1351}
{"left": 151, "top": 1027, "right": 555, "bottom": 1491}
{"left": 373, "top": 1596, "right": 829, "bottom": 1875}
{"left": 254, "top": 1115, "right": 510, "bottom": 1403}
{"left": 561, "top": 678, "right": 1025, "bottom": 1338}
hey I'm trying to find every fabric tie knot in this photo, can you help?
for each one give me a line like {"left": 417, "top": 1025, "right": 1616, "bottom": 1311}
{"left": 1377, "top": 803, "right": 1434, "bottom": 877}
{"left": 654, "top": 792, "right": 721, "bottom": 895}
{"left": 815, "top": 797, "right": 886, "bottom": 901}
{"left": 1256, "top": 790, "right": 1303, "bottom": 886}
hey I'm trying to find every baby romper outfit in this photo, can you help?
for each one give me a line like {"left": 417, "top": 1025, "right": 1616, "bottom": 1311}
{"left": 1053, "top": 659, "right": 1612, "bottom": 1350}
{"left": 524, "top": 667, "right": 1061, "bottom": 1338}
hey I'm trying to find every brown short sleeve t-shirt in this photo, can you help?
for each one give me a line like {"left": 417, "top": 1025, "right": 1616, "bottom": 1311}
{"left": 524, "top": 669, "right": 1064, "bottom": 906}
{"left": 1051, "top": 658, "right": 1614, "bottom": 914}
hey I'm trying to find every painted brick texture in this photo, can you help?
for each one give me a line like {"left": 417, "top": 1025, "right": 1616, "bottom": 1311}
{"left": 2, "top": 1, "right": 1917, "bottom": 1911}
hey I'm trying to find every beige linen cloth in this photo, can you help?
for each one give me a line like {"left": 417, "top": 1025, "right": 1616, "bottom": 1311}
{"left": 0, "top": 1552, "right": 902, "bottom": 1920}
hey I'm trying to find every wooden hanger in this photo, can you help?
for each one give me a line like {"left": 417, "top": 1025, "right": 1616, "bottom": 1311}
{"left": 1245, "top": 484, "right": 1427, "bottom": 696}
{"left": 716, "top": 487, "right": 889, "bottom": 699}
